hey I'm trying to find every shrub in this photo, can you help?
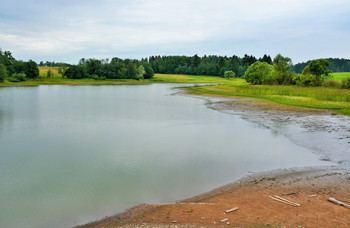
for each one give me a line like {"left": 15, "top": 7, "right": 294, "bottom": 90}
{"left": 8, "top": 73, "right": 26, "bottom": 82}
{"left": 224, "top": 70, "right": 236, "bottom": 79}
{"left": 90, "top": 74, "right": 99, "bottom": 80}
{"left": 244, "top": 61, "right": 272, "bottom": 85}
{"left": 340, "top": 78, "right": 350, "bottom": 89}
{"left": 47, "top": 69, "right": 53, "bottom": 78}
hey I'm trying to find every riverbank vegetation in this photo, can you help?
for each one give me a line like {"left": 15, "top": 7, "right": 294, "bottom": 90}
{"left": 1, "top": 48, "right": 350, "bottom": 114}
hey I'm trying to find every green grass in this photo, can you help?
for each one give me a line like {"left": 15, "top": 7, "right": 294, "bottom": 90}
{"left": 150, "top": 73, "right": 246, "bottom": 85}
{"left": 328, "top": 72, "right": 350, "bottom": 81}
{"left": 187, "top": 84, "right": 350, "bottom": 115}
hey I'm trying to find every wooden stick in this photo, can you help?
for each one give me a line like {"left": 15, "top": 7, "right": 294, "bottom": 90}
{"left": 273, "top": 195, "right": 301, "bottom": 207}
{"left": 328, "top": 198, "right": 350, "bottom": 209}
{"left": 268, "top": 196, "right": 300, "bottom": 207}
{"left": 308, "top": 194, "right": 317, "bottom": 198}
{"left": 225, "top": 207, "right": 239, "bottom": 213}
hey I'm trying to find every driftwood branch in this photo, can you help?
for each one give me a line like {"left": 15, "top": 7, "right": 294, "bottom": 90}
{"left": 328, "top": 197, "right": 350, "bottom": 209}
{"left": 225, "top": 207, "right": 239, "bottom": 213}
{"left": 268, "top": 195, "right": 300, "bottom": 207}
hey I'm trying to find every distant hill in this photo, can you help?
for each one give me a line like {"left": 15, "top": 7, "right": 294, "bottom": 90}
{"left": 292, "top": 58, "right": 350, "bottom": 73}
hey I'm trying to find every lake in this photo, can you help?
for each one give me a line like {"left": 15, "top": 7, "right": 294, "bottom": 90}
{"left": 0, "top": 84, "right": 330, "bottom": 228}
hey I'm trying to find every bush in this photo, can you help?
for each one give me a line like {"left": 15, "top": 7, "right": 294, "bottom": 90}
{"left": 293, "top": 73, "right": 329, "bottom": 87}
{"left": 90, "top": 74, "right": 99, "bottom": 80}
{"left": 89, "top": 75, "right": 106, "bottom": 80}
{"left": 47, "top": 69, "right": 53, "bottom": 78}
{"left": 244, "top": 61, "right": 272, "bottom": 85}
{"left": 224, "top": 70, "right": 236, "bottom": 79}
{"left": 8, "top": 73, "right": 26, "bottom": 82}
{"left": 262, "top": 74, "right": 276, "bottom": 85}
{"left": 340, "top": 78, "right": 350, "bottom": 89}
{"left": 324, "top": 80, "right": 340, "bottom": 88}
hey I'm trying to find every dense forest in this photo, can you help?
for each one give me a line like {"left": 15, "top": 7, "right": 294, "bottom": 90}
{"left": 148, "top": 54, "right": 272, "bottom": 77}
{"left": 64, "top": 58, "right": 154, "bottom": 80}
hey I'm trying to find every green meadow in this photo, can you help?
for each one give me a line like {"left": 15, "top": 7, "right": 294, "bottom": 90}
{"left": 329, "top": 72, "right": 350, "bottom": 81}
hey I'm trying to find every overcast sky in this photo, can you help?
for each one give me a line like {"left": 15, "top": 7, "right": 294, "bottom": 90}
{"left": 1, "top": 0, "right": 349, "bottom": 64}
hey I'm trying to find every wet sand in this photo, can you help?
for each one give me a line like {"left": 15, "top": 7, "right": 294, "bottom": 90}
{"left": 78, "top": 94, "right": 350, "bottom": 228}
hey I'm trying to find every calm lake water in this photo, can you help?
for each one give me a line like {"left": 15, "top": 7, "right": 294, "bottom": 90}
{"left": 0, "top": 84, "right": 331, "bottom": 228}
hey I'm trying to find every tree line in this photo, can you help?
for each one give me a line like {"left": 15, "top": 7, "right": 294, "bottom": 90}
{"left": 0, "top": 49, "right": 39, "bottom": 82}
{"left": 63, "top": 58, "right": 154, "bottom": 80}
{"left": 0, "top": 49, "right": 155, "bottom": 82}
{"left": 292, "top": 58, "right": 350, "bottom": 73}
{"left": 148, "top": 54, "right": 272, "bottom": 77}
{"left": 1, "top": 47, "right": 349, "bottom": 88}
{"left": 244, "top": 54, "right": 335, "bottom": 86}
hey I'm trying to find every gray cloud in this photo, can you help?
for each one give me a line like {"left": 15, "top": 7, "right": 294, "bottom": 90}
{"left": 0, "top": 0, "right": 349, "bottom": 63}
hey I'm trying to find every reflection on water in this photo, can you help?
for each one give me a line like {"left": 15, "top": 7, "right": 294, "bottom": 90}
{"left": 0, "top": 84, "right": 331, "bottom": 228}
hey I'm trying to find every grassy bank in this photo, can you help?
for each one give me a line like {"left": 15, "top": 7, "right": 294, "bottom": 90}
{"left": 187, "top": 84, "right": 350, "bottom": 115}
{"left": 1, "top": 68, "right": 242, "bottom": 86}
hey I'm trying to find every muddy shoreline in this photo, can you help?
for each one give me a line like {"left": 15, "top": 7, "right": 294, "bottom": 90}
{"left": 78, "top": 93, "right": 350, "bottom": 228}
{"left": 202, "top": 95, "right": 350, "bottom": 166}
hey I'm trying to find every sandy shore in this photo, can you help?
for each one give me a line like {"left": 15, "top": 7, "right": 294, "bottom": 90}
{"left": 78, "top": 167, "right": 350, "bottom": 228}
{"left": 78, "top": 94, "right": 350, "bottom": 228}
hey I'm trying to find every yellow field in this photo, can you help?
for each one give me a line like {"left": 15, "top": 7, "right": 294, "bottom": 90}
{"left": 38, "top": 66, "right": 60, "bottom": 76}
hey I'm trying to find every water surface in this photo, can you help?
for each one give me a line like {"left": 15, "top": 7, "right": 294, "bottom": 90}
{"left": 0, "top": 84, "right": 330, "bottom": 228}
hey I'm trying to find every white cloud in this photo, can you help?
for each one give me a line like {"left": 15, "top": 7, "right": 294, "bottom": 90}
{"left": 0, "top": 0, "right": 349, "bottom": 62}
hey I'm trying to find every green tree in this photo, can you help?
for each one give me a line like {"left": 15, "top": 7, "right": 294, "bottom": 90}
{"left": 126, "top": 62, "right": 138, "bottom": 78}
{"left": 24, "top": 60, "right": 39, "bottom": 79}
{"left": 192, "top": 54, "right": 201, "bottom": 68}
{"left": 64, "top": 65, "right": 88, "bottom": 79}
{"left": 244, "top": 61, "right": 273, "bottom": 85}
{"left": 302, "top": 65, "right": 311, "bottom": 75}
{"left": 137, "top": 65, "right": 146, "bottom": 80}
{"left": 308, "top": 59, "right": 332, "bottom": 86}
{"left": 224, "top": 70, "right": 235, "bottom": 79}
{"left": 218, "top": 57, "right": 225, "bottom": 70}
{"left": 13, "top": 60, "right": 26, "bottom": 74}
{"left": 231, "top": 55, "right": 239, "bottom": 75}
{"left": 142, "top": 62, "right": 155, "bottom": 79}
{"left": 47, "top": 69, "right": 53, "bottom": 78}
{"left": 85, "top": 59, "right": 102, "bottom": 75}
{"left": 58, "top": 66, "right": 68, "bottom": 77}
{"left": 271, "top": 54, "right": 292, "bottom": 85}
{"left": 0, "top": 63, "right": 7, "bottom": 82}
